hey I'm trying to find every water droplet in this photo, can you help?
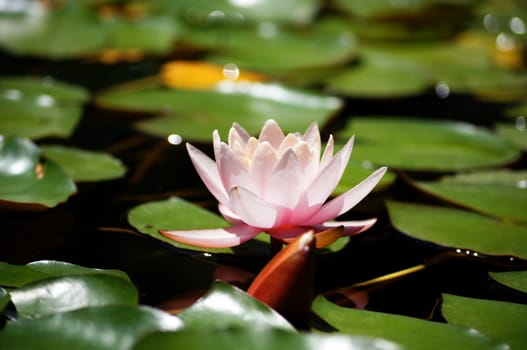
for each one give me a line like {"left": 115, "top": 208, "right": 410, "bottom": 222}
{"left": 483, "top": 14, "right": 500, "bottom": 32}
{"left": 496, "top": 32, "right": 516, "bottom": 51}
{"left": 435, "top": 81, "right": 450, "bottom": 99}
{"left": 516, "top": 116, "right": 526, "bottom": 131}
{"left": 518, "top": 180, "right": 527, "bottom": 189}
{"left": 510, "top": 17, "right": 526, "bottom": 35}
{"left": 229, "top": 0, "right": 261, "bottom": 7}
{"left": 223, "top": 63, "right": 240, "bottom": 80}
{"left": 456, "top": 249, "right": 462, "bottom": 253}
{"left": 207, "top": 10, "right": 225, "bottom": 23}
{"left": 361, "top": 160, "right": 373, "bottom": 169}
{"left": 167, "top": 134, "right": 182, "bottom": 145}
{"left": 258, "top": 22, "right": 277, "bottom": 39}
{"left": 36, "top": 94, "right": 54, "bottom": 107}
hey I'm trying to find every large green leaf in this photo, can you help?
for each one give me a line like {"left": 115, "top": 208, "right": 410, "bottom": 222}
{"left": 133, "top": 328, "right": 401, "bottom": 350}
{"left": 0, "top": 1, "right": 106, "bottom": 58}
{"left": 0, "top": 137, "right": 76, "bottom": 209}
{"left": 442, "top": 293, "right": 527, "bottom": 349}
{"left": 0, "top": 260, "right": 130, "bottom": 288}
{"left": 97, "top": 82, "right": 342, "bottom": 141}
{"left": 0, "top": 76, "right": 88, "bottom": 140}
{"left": 489, "top": 271, "right": 527, "bottom": 294}
{"left": 496, "top": 122, "right": 527, "bottom": 150}
{"left": 9, "top": 274, "right": 138, "bottom": 318}
{"left": 337, "top": 117, "right": 520, "bottom": 171}
{"left": 386, "top": 201, "right": 527, "bottom": 259}
{"left": 0, "top": 305, "right": 183, "bottom": 350}
{"left": 127, "top": 197, "right": 270, "bottom": 256}
{"left": 40, "top": 145, "right": 126, "bottom": 182}
{"left": 413, "top": 170, "right": 527, "bottom": 224}
{"left": 154, "top": 0, "right": 320, "bottom": 24}
{"left": 312, "top": 296, "right": 504, "bottom": 350}
{"left": 179, "top": 281, "right": 293, "bottom": 331}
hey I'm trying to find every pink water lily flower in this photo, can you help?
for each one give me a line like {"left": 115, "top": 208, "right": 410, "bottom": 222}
{"left": 160, "top": 120, "right": 387, "bottom": 248}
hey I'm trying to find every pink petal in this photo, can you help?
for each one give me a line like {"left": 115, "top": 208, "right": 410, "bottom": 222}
{"left": 217, "top": 143, "right": 255, "bottom": 193}
{"left": 305, "top": 137, "right": 354, "bottom": 207}
{"left": 320, "top": 135, "right": 335, "bottom": 169}
{"left": 250, "top": 141, "right": 277, "bottom": 191}
{"left": 266, "top": 149, "right": 302, "bottom": 208}
{"left": 277, "top": 133, "right": 300, "bottom": 156}
{"left": 259, "top": 119, "right": 284, "bottom": 148}
{"left": 304, "top": 166, "right": 387, "bottom": 225}
{"left": 229, "top": 123, "right": 250, "bottom": 146}
{"left": 292, "top": 142, "right": 317, "bottom": 187}
{"left": 302, "top": 122, "right": 321, "bottom": 161}
{"left": 159, "top": 224, "right": 261, "bottom": 248}
{"left": 186, "top": 143, "right": 228, "bottom": 204}
{"left": 315, "top": 218, "right": 377, "bottom": 236}
{"left": 229, "top": 186, "right": 279, "bottom": 229}
{"left": 218, "top": 203, "right": 242, "bottom": 224}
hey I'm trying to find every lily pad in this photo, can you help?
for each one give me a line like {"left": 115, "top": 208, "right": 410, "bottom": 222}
{"left": 154, "top": 0, "right": 320, "bottom": 25}
{"left": 97, "top": 81, "right": 342, "bottom": 141}
{"left": 489, "top": 271, "right": 527, "bottom": 294}
{"left": 133, "top": 328, "right": 401, "bottom": 350}
{"left": 312, "top": 296, "right": 503, "bottom": 350}
{"left": 496, "top": 122, "right": 527, "bottom": 150}
{"left": 412, "top": 170, "right": 527, "bottom": 224}
{"left": 178, "top": 281, "right": 293, "bottom": 331}
{"left": 40, "top": 145, "right": 126, "bottom": 182}
{"left": 127, "top": 197, "right": 270, "bottom": 256}
{"left": 442, "top": 293, "right": 527, "bottom": 350}
{"left": 336, "top": 117, "right": 520, "bottom": 171}
{"left": 0, "top": 305, "right": 183, "bottom": 350}
{"left": 386, "top": 201, "right": 527, "bottom": 260}
{"left": 0, "top": 1, "right": 106, "bottom": 58}
{"left": 9, "top": 274, "right": 138, "bottom": 318}
{"left": 0, "top": 76, "right": 88, "bottom": 140}
{"left": 0, "top": 137, "right": 76, "bottom": 210}
{"left": 0, "top": 260, "right": 130, "bottom": 288}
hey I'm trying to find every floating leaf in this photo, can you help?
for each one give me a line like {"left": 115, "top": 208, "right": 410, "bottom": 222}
{"left": 97, "top": 81, "right": 342, "bottom": 141}
{"left": 312, "top": 296, "right": 504, "bottom": 350}
{"left": 442, "top": 293, "right": 527, "bottom": 350}
{"left": 10, "top": 274, "right": 138, "bottom": 318}
{"left": 337, "top": 118, "right": 520, "bottom": 171}
{"left": 179, "top": 281, "right": 293, "bottom": 331}
{"left": 0, "top": 76, "right": 88, "bottom": 140}
{"left": 127, "top": 197, "right": 269, "bottom": 256}
{"left": 386, "top": 201, "right": 527, "bottom": 259}
{"left": 0, "top": 305, "right": 183, "bottom": 350}
{"left": 133, "top": 328, "right": 401, "bottom": 350}
{"left": 0, "top": 1, "right": 106, "bottom": 58}
{"left": 496, "top": 122, "right": 527, "bottom": 150}
{"left": 412, "top": 170, "right": 527, "bottom": 224}
{"left": 40, "top": 145, "right": 126, "bottom": 182}
{"left": 0, "top": 137, "right": 76, "bottom": 209}
{"left": 489, "top": 271, "right": 527, "bottom": 294}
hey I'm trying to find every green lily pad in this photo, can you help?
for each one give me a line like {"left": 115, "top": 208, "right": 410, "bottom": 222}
{"left": 0, "top": 76, "right": 88, "bottom": 140}
{"left": 324, "top": 56, "right": 430, "bottom": 98}
{"left": 179, "top": 281, "right": 293, "bottom": 331}
{"left": 489, "top": 271, "right": 527, "bottom": 294}
{"left": 154, "top": 0, "right": 320, "bottom": 25}
{"left": 106, "top": 16, "right": 178, "bottom": 54}
{"left": 312, "top": 296, "right": 503, "bottom": 349}
{"left": 496, "top": 122, "right": 527, "bottom": 150}
{"left": 337, "top": 117, "right": 520, "bottom": 171}
{"left": 127, "top": 197, "right": 270, "bottom": 256}
{"left": 0, "top": 287, "right": 9, "bottom": 312}
{"left": 412, "top": 170, "right": 527, "bottom": 224}
{"left": 134, "top": 328, "right": 401, "bottom": 350}
{"left": 0, "top": 260, "right": 130, "bottom": 288}
{"left": 40, "top": 145, "right": 126, "bottom": 182}
{"left": 386, "top": 201, "right": 527, "bottom": 259}
{"left": 442, "top": 293, "right": 527, "bottom": 350}
{"left": 10, "top": 274, "right": 138, "bottom": 318}
{"left": 0, "top": 137, "right": 76, "bottom": 209}
{"left": 0, "top": 1, "right": 107, "bottom": 58}
{"left": 0, "top": 305, "right": 183, "bottom": 350}
{"left": 97, "top": 82, "right": 342, "bottom": 141}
